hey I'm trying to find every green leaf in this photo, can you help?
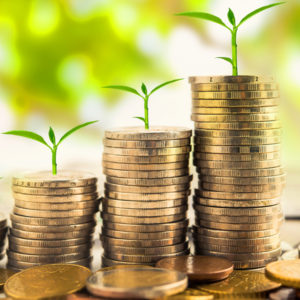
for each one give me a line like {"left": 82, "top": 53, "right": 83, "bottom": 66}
{"left": 175, "top": 12, "right": 230, "bottom": 30}
{"left": 149, "top": 78, "right": 184, "bottom": 96}
{"left": 216, "top": 56, "right": 233, "bottom": 66}
{"left": 238, "top": 2, "right": 285, "bottom": 27}
{"left": 227, "top": 8, "right": 236, "bottom": 26}
{"left": 103, "top": 85, "right": 143, "bottom": 98}
{"left": 141, "top": 83, "right": 148, "bottom": 96}
{"left": 48, "top": 127, "right": 56, "bottom": 145}
{"left": 57, "top": 120, "right": 98, "bottom": 146}
{"left": 3, "top": 130, "right": 51, "bottom": 149}
{"left": 133, "top": 116, "right": 146, "bottom": 124}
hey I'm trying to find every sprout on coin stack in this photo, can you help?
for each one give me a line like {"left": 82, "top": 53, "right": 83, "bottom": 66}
{"left": 177, "top": 3, "right": 286, "bottom": 269}
{"left": 101, "top": 80, "right": 192, "bottom": 266}
{"left": 2, "top": 121, "right": 99, "bottom": 271}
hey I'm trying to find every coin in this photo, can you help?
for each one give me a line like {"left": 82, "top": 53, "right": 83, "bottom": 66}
{"left": 106, "top": 175, "right": 193, "bottom": 186}
{"left": 101, "top": 256, "right": 154, "bottom": 267}
{"left": 192, "top": 90, "right": 279, "bottom": 99}
{"left": 192, "top": 98, "right": 280, "bottom": 107}
{"left": 164, "top": 288, "right": 214, "bottom": 300}
{"left": 4, "top": 264, "right": 91, "bottom": 299}
{"left": 105, "top": 190, "right": 190, "bottom": 201}
{"left": 102, "top": 219, "right": 189, "bottom": 233}
{"left": 195, "top": 121, "right": 281, "bottom": 130}
{"left": 103, "top": 138, "right": 190, "bottom": 148}
{"left": 196, "top": 270, "right": 281, "bottom": 295}
{"left": 103, "top": 168, "right": 189, "bottom": 179}
{"left": 12, "top": 171, "right": 97, "bottom": 188}
{"left": 189, "top": 75, "right": 274, "bottom": 83}
{"left": 195, "top": 160, "right": 282, "bottom": 169}
{"left": 192, "top": 106, "right": 279, "bottom": 114}
{"left": 0, "top": 269, "right": 15, "bottom": 288}
{"left": 101, "top": 228, "right": 187, "bottom": 240}
{"left": 195, "top": 129, "right": 282, "bottom": 138}
{"left": 266, "top": 260, "right": 300, "bottom": 288}
{"left": 105, "top": 126, "right": 192, "bottom": 140}
{"left": 103, "top": 153, "right": 189, "bottom": 164}
{"left": 103, "top": 198, "right": 187, "bottom": 209}
{"left": 192, "top": 113, "right": 279, "bottom": 122}
{"left": 101, "top": 212, "right": 186, "bottom": 224}
{"left": 156, "top": 255, "right": 233, "bottom": 282}
{"left": 86, "top": 267, "right": 188, "bottom": 299}
{"left": 191, "top": 82, "right": 278, "bottom": 91}
{"left": 67, "top": 293, "right": 104, "bottom": 300}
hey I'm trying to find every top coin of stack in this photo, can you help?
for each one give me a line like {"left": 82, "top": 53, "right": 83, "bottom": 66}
{"left": 0, "top": 213, "right": 8, "bottom": 261}
{"left": 101, "top": 126, "right": 192, "bottom": 266}
{"left": 8, "top": 171, "right": 99, "bottom": 271}
{"left": 189, "top": 76, "right": 285, "bottom": 269}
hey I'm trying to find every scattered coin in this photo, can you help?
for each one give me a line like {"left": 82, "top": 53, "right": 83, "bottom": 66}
{"left": 164, "top": 288, "right": 214, "bottom": 300}
{"left": 0, "top": 269, "right": 16, "bottom": 288}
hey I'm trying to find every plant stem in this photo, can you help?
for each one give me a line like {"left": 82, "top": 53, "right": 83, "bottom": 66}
{"left": 52, "top": 147, "right": 57, "bottom": 175}
{"left": 144, "top": 96, "right": 149, "bottom": 129}
{"left": 231, "top": 27, "right": 238, "bottom": 76}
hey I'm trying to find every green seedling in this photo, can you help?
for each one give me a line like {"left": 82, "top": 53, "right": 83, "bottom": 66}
{"left": 3, "top": 121, "right": 98, "bottom": 175}
{"left": 176, "top": 2, "right": 284, "bottom": 76}
{"left": 103, "top": 79, "right": 183, "bottom": 129}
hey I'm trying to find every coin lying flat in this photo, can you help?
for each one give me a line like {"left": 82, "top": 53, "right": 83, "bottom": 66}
{"left": 156, "top": 255, "right": 233, "bottom": 282}
{"left": 192, "top": 106, "right": 279, "bottom": 114}
{"left": 86, "top": 267, "right": 188, "bottom": 299}
{"left": 0, "top": 269, "right": 16, "bottom": 288}
{"left": 189, "top": 75, "right": 274, "bottom": 83}
{"left": 164, "top": 288, "right": 214, "bottom": 300}
{"left": 266, "top": 260, "right": 300, "bottom": 288}
{"left": 191, "top": 82, "right": 277, "bottom": 91}
{"left": 195, "top": 121, "right": 281, "bottom": 130}
{"left": 4, "top": 264, "right": 91, "bottom": 299}
{"left": 192, "top": 98, "right": 280, "bottom": 107}
{"left": 101, "top": 256, "right": 154, "bottom": 267}
{"left": 192, "top": 113, "right": 279, "bottom": 122}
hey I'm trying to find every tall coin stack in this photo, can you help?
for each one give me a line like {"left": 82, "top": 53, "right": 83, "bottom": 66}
{"left": 7, "top": 171, "right": 99, "bottom": 271}
{"left": 0, "top": 214, "right": 8, "bottom": 261}
{"left": 101, "top": 126, "right": 192, "bottom": 266}
{"left": 189, "top": 76, "right": 285, "bottom": 269}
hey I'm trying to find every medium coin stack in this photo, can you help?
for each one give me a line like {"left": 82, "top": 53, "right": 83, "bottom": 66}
{"left": 7, "top": 171, "right": 99, "bottom": 271}
{"left": 0, "top": 214, "right": 8, "bottom": 261}
{"left": 101, "top": 126, "right": 192, "bottom": 266}
{"left": 189, "top": 75, "right": 285, "bottom": 269}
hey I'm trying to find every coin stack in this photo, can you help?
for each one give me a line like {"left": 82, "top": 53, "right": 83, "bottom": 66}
{"left": 7, "top": 171, "right": 99, "bottom": 271}
{"left": 0, "top": 214, "right": 8, "bottom": 261}
{"left": 101, "top": 126, "right": 192, "bottom": 266}
{"left": 189, "top": 76, "right": 285, "bottom": 269}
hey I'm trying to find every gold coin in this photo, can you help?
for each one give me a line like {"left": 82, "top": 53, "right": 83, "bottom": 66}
{"left": 195, "top": 129, "right": 281, "bottom": 138}
{"left": 4, "top": 264, "right": 91, "bottom": 299}
{"left": 196, "top": 189, "right": 282, "bottom": 200}
{"left": 12, "top": 171, "right": 97, "bottom": 188}
{"left": 12, "top": 192, "right": 99, "bottom": 203}
{"left": 196, "top": 270, "right": 280, "bottom": 295}
{"left": 200, "top": 174, "right": 286, "bottom": 185}
{"left": 105, "top": 190, "right": 190, "bottom": 201}
{"left": 191, "top": 82, "right": 278, "bottom": 91}
{"left": 193, "top": 226, "right": 279, "bottom": 239}
{"left": 12, "top": 185, "right": 97, "bottom": 196}
{"left": 194, "top": 196, "right": 281, "bottom": 208}
{"left": 101, "top": 228, "right": 187, "bottom": 240}
{"left": 101, "top": 256, "right": 154, "bottom": 267}
{"left": 103, "top": 138, "right": 190, "bottom": 148}
{"left": 194, "top": 136, "right": 281, "bottom": 146}
{"left": 192, "top": 106, "right": 279, "bottom": 115}
{"left": 10, "top": 213, "right": 95, "bottom": 226}
{"left": 0, "top": 269, "right": 16, "bottom": 288}
{"left": 101, "top": 212, "right": 186, "bottom": 225}
{"left": 195, "top": 160, "right": 282, "bottom": 169}
{"left": 102, "top": 153, "right": 189, "bottom": 164}
{"left": 11, "top": 221, "right": 96, "bottom": 233}
{"left": 106, "top": 175, "right": 193, "bottom": 186}
{"left": 13, "top": 207, "right": 98, "bottom": 218}
{"left": 195, "top": 121, "right": 281, "bottom": 130}
{"left": 200, "top": 182, "right": 284, "bottom": 193}
{"left": 266, "top": 260, "right": 300, "bottom": 288}
{"left": 189, "top": 75, "right": 274, "bottom": 83}
{"left": 192, "top": 90, "right": 279, "bottom": 99}
{"left": 103, "top": 168, "right": 189, "bottom": 179}
{"left": 102, "top": 161, "right": 188, "bottom": 171}
{"left": 104, "top": 241, "right": 189, "bottom": 256}
{"left": 14, "top": 199, "right": 100, "bottom": 211}
{"left": 86, "top": 267, "right": 188, "bottom": 299}
{"left": 165, "top": 288, "right": 213, "bottom": 300}
{"left": 192, "top": 98, "right": 280, "bottom": 107}
{"left": 101, "top": 235, "right": 185, "bottom": 248}
{"left": 8, "top": 235, "right": 92, "bottom": 248}
{"left": 10, "top": 228, "right": 94, "bottom": 240}
{"left": 102, "top": 205, "right": 187, "bottom": 217}
{"left": 103, "top": 198, "right": 187, "bottom": 209}
{"left": 102, "top": 219, "right": 189, "bottom": 233}
{"left": 192, "top": 113, "right": 279, "bottom": 122}
{"left": 195, "top": 144, "right": 281, "bottom": 154}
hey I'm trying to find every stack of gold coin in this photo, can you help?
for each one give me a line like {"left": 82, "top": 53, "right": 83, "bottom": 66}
{"left": 7, "top": 171, "right": 99, "bottom": 271}
{"left": 0, "top": 214, "right": 8, "bottom": 261}
{"left": 101, "top": 126, "right": 192, "bottom": 266}
{"left": 189, "top": 76, "right": 285, "bottom": 269}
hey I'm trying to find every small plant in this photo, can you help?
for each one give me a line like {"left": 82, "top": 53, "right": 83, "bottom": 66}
{"left": 176, "top": 2, "right": 284, "bottom": 76}
{"left": 103, "top": 79, "right": 183, "bottom": 129}
{"left": 3, "top": 121, "right": 98, "bottom": 175}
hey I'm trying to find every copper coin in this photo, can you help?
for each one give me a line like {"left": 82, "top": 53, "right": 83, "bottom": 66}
{"left": 156, "top": 255, "right": 233, "bottom": 282}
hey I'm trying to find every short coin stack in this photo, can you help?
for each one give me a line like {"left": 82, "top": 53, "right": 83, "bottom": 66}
{"left": 0, "top": 214, "right": 8, "bottom": 261}
{"left": 189, "top": 76, "right": 285, "bottom": 269}
{"left": 101, "top": 126, "right": 192, "bottom": 266}
{"left": 7, "top": 171, "right": 99, "bottom": 271}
